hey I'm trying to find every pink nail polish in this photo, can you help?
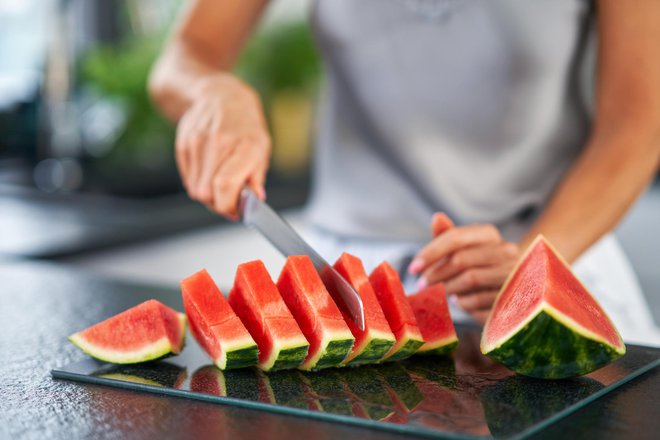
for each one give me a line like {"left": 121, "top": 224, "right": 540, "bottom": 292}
{"left": 415, "top": 277, "right": 428, "bottom": 292}
{"left": 449, "top": 294, "right": 460, "bottom": 308}
{"left": 408, "top": 257, "right": 425, "bottom": 275}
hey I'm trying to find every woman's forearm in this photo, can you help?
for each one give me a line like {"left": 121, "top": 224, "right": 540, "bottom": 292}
{"left": 521, "top": 128, "right": 660, "bottom": 262}
{"left": 148, "top": 0, "right": 268, "bottom": 121}
{"left": 521, "top": 0, "right": 660, "bottom": 262}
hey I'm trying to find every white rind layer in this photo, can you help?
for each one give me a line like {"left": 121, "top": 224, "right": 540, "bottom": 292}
{"left": 68, "top": 334, "right": 173, "bottom": 364}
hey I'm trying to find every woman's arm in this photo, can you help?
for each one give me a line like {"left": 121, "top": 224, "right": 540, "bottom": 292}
{"left": 410, "top": 0, "right": 660, "bottom": 323}
{"left": 521, "top": 0, "right": 660, "bottom": 261}
{"left": 149, "top": 0, "right": 271, "bottom": 217}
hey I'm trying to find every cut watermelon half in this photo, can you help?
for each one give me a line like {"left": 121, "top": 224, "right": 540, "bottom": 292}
{"left": 181, "top": 269, "right": 258, "bottom": 370}
{"left": 229, "top": 260, "right": 310, "bottom": 371}
{"left": 332, "top": 253, "right": 396, "bottom": 366}
{"left": 69, "top": 299, "right": 186, "bottom": 364}
{"left": 277, "top": 255, "right": 355, "bottom": 370}
{"left": 408, "top": 284, "right": 458, "bottom": 355}
{"left": 481, "top": 235, "right": 626, "bottom": 379}
{"left": 369, "top": 262, "right": 424, "bottom": 361}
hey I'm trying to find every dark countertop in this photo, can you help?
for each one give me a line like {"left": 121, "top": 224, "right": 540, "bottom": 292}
{"left": 1, "top": 260, "right": 658, "bottom": 440}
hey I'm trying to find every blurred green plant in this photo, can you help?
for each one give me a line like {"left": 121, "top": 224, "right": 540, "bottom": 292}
{"left": 80, "top": 18, "right": 321, "bottom": 165}
{"left": 235, "top": 20, "right": 322, "bottom": 108}
{"left": 81, "top": 36, "right": 175, "bottom": 166}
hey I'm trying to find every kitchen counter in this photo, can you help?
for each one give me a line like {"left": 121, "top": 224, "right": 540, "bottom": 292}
{"left": 1, "top": 259, "right": 657, "bottom": 439}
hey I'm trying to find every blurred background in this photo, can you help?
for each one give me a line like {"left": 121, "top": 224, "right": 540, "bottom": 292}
{"left": 0, "top": 0, "right": 657, "bottom": 322}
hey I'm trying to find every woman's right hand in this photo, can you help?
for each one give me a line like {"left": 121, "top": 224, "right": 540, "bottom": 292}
{"left": 176, "top": 74, "right": 271, "bottom": 219}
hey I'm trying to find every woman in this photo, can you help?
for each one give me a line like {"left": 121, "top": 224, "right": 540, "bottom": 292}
{"left": 149, "top": 0, "right": 660, "bottom": 344}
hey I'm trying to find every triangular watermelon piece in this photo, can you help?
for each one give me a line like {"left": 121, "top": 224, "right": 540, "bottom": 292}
{"left": 181, "top": 269, "right": 258, "bottom": 370}
{"left": 408, "top": 284, "right": 458, "bottom": 355}
{"left": 277, "top": 255, "right": 355, "bottom": 370}
{"left": 69, "top": 299, "right": 186, "bottom": 364}
{"left": 369, "top": 261, "right": 424, "bottom": 361}
{"left": 229, "top": 260, "right": 310, "bottom": 371}
{"left": 481, "top": 235, "right": 626, "bottom": 379}
{"left": 332, "top": 253, "right": 396, "bottom": 366}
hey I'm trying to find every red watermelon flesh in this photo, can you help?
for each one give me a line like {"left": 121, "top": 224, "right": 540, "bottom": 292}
{"left": 483, "top": 237, "right": 623, "bottom": 351}
{"left": 69, "top": 299, "right": 186, "bottom": 364}
{"left": 409, "top": 284, "right": 458, "bottom": 355}
{"left": 333, "top": 253, "right": 396, "bottom": 366}
{"left": 229, "top": 260, "right": 309, "bottom": 371}
{"left": 369, "top": 261, "right": 424, "bottom": 361}
{"left": 277, "top": 255, "right": 355, "bottom": 370}
{"left": 181, "top": 269, "right": 258, "bottom": 370}
{"left": 481, "top": 235, "right": 625, "bottom": 378}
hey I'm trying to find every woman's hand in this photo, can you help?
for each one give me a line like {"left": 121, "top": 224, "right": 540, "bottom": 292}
{"left": 175, "top": 74, "right": 271, "bottom": 219}
{"left": 408, "top": 213, "right": 520, "bottom": 324}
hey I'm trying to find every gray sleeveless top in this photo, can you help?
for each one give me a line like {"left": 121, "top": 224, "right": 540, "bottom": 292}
{"left": 304, "top": 0, "right": 595, "bottom": 244}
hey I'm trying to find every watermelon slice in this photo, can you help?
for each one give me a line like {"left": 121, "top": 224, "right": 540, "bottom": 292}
{"left": 332, "top": 253, "right": 396, "bottom": 366}
{"left": 277, "top": 255, "right": 355, "bottom": 370}
{"left": 408, "top": 284, "right": 458, "bottom": 355}
{"left": 481, "top": 235, "right": 626, "bottom": 379}
{"left": 229, "top": 260, "right": 310, "bottom": 371}
{"left": 181, "top": 269, "right": 259, "bottom": 370}
{"left": 69, "top": 299, "right": 186, "bottom": 364}
{"left": 369, "top": 262, "right": 424, "bottom": 361}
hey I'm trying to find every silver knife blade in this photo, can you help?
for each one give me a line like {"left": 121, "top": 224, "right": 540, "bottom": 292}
{"left": 239, "top": 188, "right": 365, "bottom": 331}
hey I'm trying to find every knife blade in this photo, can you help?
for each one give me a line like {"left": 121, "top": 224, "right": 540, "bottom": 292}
{"left": 239, "top": 188, "right": 365, "bottom": 331}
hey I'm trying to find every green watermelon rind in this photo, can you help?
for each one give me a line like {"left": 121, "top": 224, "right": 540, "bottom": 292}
{"left": 484, "top": 310, "right": 624, "bottom": 379}
{"left": 223, "top": 344, "right": 260, "bottom": 370}
{"left": 342, "top": 337, "right": 396, "bottom": 367}
{"left": 267, "top": 343, "right": 310, "bottom": 371}
{"left": 69, "top": 313, "right": 187, "bottom": 365}
{"left": 303, "top": 337, "right": 356, "bottom": 371}
{"left": 382, "top": 338, "right": 425, "bottom": 362}
{"left": 416, "top": 338, "right": 458, "bottom": 357}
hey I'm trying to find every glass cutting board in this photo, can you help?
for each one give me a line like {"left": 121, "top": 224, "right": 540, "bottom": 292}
{"left": 52, "top": 325, "right": 659, "bottom": 439}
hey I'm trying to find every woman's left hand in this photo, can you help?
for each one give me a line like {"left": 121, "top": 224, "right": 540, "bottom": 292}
{"left": 408, "top": 218, "right": 520, "bottom": 325}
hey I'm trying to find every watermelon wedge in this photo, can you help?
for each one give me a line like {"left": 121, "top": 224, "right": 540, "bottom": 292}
{"left": 332, "top": 253, "right": 396, "bottom": 366}
{"left": 181, "top": 269, "right": 259, "bottom": 370}
{"left": 69, "top": 299, "right": 186, "bottom": 364}
{"left": 481, "top": 235, "right": 626, "bottom": 379}
{"left": 277, "top": 255, "right": 355, "bottom": 370}
{"left": 369, "top": 262, "right": 424, "bottom": 361}
{"left": 408, "top": 284, "right": 458, "bottom": 355}
{"left": 229, "top": 260, "right": 310, "bottom": 371}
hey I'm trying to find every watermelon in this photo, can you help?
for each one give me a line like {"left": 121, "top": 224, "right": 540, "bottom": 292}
{"left": 408, "top": 285, "right": 458, "bottom": 355}
{"left": 181, "top": 269, "right": 258, "bottom": 370}
{"left": 369, "top": 262, "right": 424, "bottom": 361}
{"left": 229, "top": 260, "right": 310, "bottom": 371}
{"left": 69, "top": 299, "right": 186, "bottom": 364}
{"left": 480, "top": 235, "right": 626, "bottom": 379}
{"left": 332, "top": 253, "right": 396, "bottom": 366}
{"left": 277, "top": 255, "right": 355, "bottom": 370}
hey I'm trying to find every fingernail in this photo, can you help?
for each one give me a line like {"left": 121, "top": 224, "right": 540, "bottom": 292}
{"left": 415, "top": 277, "right": 428, "bottom": 292}
{"left": 408, "top": 257, "right": 425, "bottom": 275}
{"left": 449, "top": 294, "right": 460, "bottom": 308}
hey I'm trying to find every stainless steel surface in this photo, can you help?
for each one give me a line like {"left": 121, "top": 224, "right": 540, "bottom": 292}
{"left": 240, "top": 188, "right": 365, "bottom": 330}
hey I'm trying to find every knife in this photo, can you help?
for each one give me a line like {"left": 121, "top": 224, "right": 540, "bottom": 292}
{"left": 239, "top": 187, "right": 365, "bottom": 331}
